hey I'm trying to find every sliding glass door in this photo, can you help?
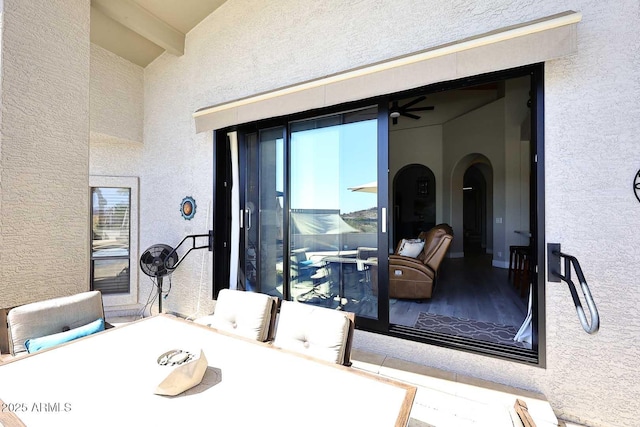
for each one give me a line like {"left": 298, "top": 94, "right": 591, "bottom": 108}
{"left": 242, "top": 128, "right": 285, "bottom": 297}
{"left": 238, "top": 105, "right": 388, "bottom": 326}
{"left": 288, "top": 107, "right": 381, "bottom": 319}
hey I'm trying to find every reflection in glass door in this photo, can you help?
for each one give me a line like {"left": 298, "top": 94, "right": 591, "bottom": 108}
{"left": 243, "top": 128, "right": 285, "bottom": 298}
{"left": 289, "top": 107, "right": 379, "bottom": 319}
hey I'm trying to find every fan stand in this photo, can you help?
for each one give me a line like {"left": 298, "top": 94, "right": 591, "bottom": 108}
{"left": 156, "top": 276, "right": 164, "bottom": 314}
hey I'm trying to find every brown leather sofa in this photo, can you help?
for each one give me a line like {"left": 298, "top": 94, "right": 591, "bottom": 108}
{"left": 388, "top": 224, "right": 453, "bottom": 300}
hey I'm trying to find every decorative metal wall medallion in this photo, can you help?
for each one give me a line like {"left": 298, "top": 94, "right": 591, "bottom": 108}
{"left": 635, "top": 170, "right": 640, "bottom": 203}
{"left": 180, "top": 196, "right": 196, "bottom": 220}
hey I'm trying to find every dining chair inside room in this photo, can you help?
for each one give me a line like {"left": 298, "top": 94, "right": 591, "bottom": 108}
{"left": 272, "top": 300, "right": 355, "bottom": 366}
{"left": 195, "top": 289, "right": 279, "bottom": 342}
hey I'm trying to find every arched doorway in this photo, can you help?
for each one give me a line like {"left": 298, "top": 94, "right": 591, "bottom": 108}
{"left": 393, "top": 164, "right": 436, "bottom": 241}
{"left": 450, "top": 154, "right": 493, "bottom": 259}
{"left": 463, "top": 165, "right": 487, "bottom": 253}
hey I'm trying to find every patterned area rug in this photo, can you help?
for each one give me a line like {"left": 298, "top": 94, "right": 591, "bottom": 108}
{"left": 414, "top": 312, "right": 526, "bottom": 348}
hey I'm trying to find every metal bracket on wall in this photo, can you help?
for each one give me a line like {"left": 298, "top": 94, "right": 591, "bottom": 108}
{"left": 547, "top": 243, "right": 561, "bottom": 282}
{"left": 547, "top": 243, "right": 600, "bottom": 334}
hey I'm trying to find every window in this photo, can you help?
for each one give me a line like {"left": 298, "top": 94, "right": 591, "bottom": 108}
{"left": 90, "top": 176, "right": 139, "bottom": 307}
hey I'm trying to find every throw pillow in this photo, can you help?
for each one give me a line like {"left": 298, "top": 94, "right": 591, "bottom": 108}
{"left": 397, "top": 238, "right": 425, "bottom": 258}
{"left": 25, "top": 318, "right": 105, "bottom": 353}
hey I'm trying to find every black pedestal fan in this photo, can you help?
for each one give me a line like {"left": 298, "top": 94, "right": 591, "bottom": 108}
{"left": 139, "top": 244, "right": 178, "bottom": 314}
{"left": 139, "top": 232, "right": 213, "bottom": 314}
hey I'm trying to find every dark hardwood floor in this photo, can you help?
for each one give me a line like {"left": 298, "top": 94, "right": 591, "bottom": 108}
{"left": 390, "top": 252, "right": 528, "bottom": 330}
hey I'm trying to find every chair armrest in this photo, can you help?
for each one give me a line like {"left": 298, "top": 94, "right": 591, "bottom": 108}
{"left": 389, "top": 255, "right": 435, "bottom": 278}
{"left": 390, "top": 255, "right": 430, "bottom": 270}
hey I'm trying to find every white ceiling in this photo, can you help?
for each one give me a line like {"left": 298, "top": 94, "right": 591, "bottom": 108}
{"left": 90, "top": 0, "right": 228, "bottom": 67}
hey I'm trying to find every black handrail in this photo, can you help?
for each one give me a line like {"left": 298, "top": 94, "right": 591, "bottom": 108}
{"left": 547, "top": 243, "right": 600, "bottom": 334}
{"left": 165, "top": 231, "right": 214, "bottom": 270}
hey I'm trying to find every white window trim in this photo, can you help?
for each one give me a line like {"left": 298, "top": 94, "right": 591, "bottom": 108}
{"left": 89, "top": 176, "right": 139, "bottom": 308}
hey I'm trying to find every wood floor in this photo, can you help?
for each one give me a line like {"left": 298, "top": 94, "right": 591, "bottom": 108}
{"left": 390, "top": 252, "right": 528, "bottom": 329}
{"left": 292, "top": 248, "right": 530, "bottom": 346}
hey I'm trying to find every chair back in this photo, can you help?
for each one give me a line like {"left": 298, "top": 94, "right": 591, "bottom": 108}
{"left": 273, "top": 300, "right": 355, "bottom": 366}
{"left": 418, "top": 226, "right": 453, "bottom": 272}
{"left": 207, "top": 289, "right": 279, "bottom": 342}
{"left": 7, "top": 291, "right": 106, "bottom": 355}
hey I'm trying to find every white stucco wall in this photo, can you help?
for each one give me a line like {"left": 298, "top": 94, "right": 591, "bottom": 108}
{"left": 91, "top": 0, "right": 639, "bottom": 425}
{"left": 90, "top": 43, "right": 143, "bottom": 143}
{"left": 0, "top": 0, "right": 90, "bottom": 309}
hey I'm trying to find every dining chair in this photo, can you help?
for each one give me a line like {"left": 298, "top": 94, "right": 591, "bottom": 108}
{"left": 195, "top": 289, "right": 279, "bottom": 342}
{"left": 272, "top": 300, "right": 355, "bottom": 366}
{"left": 7, "top": 290, "right": 108, "bottom": 355}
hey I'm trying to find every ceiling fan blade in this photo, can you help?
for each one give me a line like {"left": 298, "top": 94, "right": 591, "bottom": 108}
{"left": 403, "top": 112, "right": 421, "bottom": 120}
{"left": 405, "top": 106, "right": 435, "bottom": 112}
{"left": 399, "top": 96, "right": 426, "bottom": 110}
{"left": 392, "top": 116, "right": 398, "bottom": 125}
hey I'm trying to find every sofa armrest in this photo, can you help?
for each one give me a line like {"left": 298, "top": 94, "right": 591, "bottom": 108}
{"left": 389, "top": 255, "right": 433, "bottom": 277}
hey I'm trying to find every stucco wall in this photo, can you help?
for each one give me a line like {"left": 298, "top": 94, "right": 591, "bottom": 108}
{"left": 90, "top": 43, "right": 143, "bottom": 143}
{"left": 0, "top": 0, "right": 90, "bottom": 309}
{"left": 112, "top": 0, "right": 639, "bottom": 425}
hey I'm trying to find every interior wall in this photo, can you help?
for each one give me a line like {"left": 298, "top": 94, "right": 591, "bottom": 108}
{"left": 389, "top": 125, "right": 443, "bottom": 247}
{"left": 110, "top": 0, "right": 638, "bottom": 425}
{"left": 503, "top": 77, "right": 532, "bottom": 252}
{"left": 0, "top": 0, "right": 90, "bottom": 309}
{"left": 444, "top": 99, "right": 506, "bottom": 260}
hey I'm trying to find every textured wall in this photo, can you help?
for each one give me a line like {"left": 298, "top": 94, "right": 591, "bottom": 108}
{"left": 97, "top": 0, "right": 639, "bottom": 425}
{"left": 90, "top": 43, "right": 143, "bottom": 143}
{"left": 0, "top": 0, "right": 90, "bottom": 309}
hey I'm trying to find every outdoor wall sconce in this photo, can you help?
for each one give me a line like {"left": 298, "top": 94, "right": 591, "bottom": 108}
{"left": 181, "top": 196, "right": 196, "bottom": 220}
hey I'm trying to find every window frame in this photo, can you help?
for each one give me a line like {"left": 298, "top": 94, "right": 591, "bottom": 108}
{"left": 89, "top": 176, "right": 139, "bottom": 308}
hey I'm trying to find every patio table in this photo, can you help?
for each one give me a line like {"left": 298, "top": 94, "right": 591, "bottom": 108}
{"left": 0, "top": 314, "right": 415, "bottom": 427}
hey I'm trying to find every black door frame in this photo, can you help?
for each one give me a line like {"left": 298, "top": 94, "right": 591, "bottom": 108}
{"left": 211, "top": 63, "right": 545, "bottom": 365}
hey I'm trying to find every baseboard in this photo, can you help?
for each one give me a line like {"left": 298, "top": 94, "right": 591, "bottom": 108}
{"left": 492, "top": 260, "right": 509, "bottom": 269}
{"left": 449, "top": 252, "right": 465, "bottom": 259}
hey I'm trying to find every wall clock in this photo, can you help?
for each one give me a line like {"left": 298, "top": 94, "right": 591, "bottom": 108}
{"left": 635, "top": 170, "right": 640, "bottom": 204}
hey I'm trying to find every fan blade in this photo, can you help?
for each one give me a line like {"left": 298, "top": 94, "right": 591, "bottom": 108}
{"left": 392, "top": 116, "right": 398, "bottom": 125}
{"left": 403, "top": 112, "right": 421, "bottom": 120}
{"left": 141, "top": 251, "right": 155, "bottom": 265}
{"left": 399, "top": 96, "right": 426, "bottom": 110}
{"left": 405, "top": 106, "right": 435, "bottom": 112}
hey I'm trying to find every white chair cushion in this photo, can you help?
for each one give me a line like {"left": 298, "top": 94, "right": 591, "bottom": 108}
{"left": 273, "top": 301, "right": 350, "bottom": 364}
{"left": 206, "top": 289, "right": 273, "bottom": 341}
{"left": 7, "top": 291, "right": 105, "bottom": 355}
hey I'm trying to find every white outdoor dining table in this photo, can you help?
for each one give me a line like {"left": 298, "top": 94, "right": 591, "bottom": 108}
{"left": 0, "top": 314, "right": 415, "bottom": 427}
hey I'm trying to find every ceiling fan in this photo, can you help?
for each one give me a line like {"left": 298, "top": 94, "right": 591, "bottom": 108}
{"left": 389, "top": 96, "right": 434, "bottom": 125}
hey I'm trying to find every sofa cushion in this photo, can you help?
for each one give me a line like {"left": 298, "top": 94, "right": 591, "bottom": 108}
{"left": 397, "top": 238, "right": 425, "bottom": 258}
{"left": 25, "top": 318, "right": 105, "bottom": 353}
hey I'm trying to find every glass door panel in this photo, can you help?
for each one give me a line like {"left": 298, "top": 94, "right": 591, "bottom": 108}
{"left": 289, "top": 107, "right": 379, "bottom": 319}
{"left": 243, "top": 128, "right": 285, "bottom": 298}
